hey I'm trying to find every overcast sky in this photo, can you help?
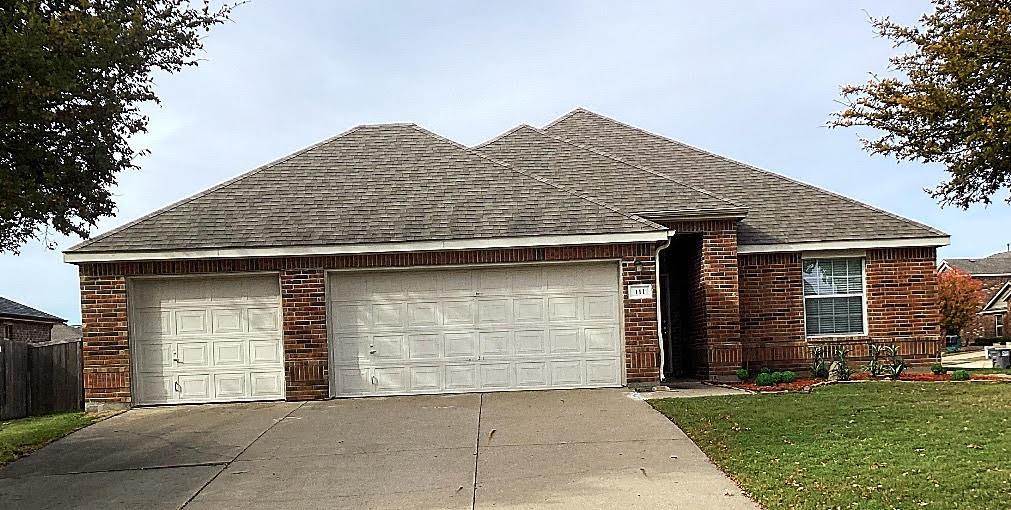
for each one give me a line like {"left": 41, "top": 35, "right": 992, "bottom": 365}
{"left": 3, "top": 0, "right": 1008, "bottom": 323}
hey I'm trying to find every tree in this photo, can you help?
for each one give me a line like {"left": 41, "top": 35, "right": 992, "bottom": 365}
{"left": 830, "top": 0, "right": 1011, "bottom": 209}
{"left": 0, "top": 0, "right": 235, "bottom": 254}
{"left": 937, "top": 268, "right": 985, "bottom": 335}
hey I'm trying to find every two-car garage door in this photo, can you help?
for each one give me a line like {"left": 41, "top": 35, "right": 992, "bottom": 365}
{"left": 328, "top": 262, "right": 624, "bottom": 397}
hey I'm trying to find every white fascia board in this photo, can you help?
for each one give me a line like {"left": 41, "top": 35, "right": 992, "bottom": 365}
{"left": 63, "top": 231, "right": 671, "bottom": 264}
{"left": 737, "top": 236, "right": 950, "bottom": 254}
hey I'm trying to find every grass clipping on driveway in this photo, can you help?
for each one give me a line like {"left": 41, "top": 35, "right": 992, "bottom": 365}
{"left": 0, "top": 412, "right": 97, "bottom": 465}
{"left": 651, "top": 383, "right": 1011, "bottom": 510}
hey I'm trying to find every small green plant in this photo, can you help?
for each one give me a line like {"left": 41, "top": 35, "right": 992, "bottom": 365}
{"left": 735, "top": 368, "right": 749, "bottom": 381}
{"left": 760, "top": 367, "right": 772, "bottom": 375}
{"left": 755, "top": 372, "right": 777, "bottom": 386}
{"left": 951, "top": 369, "right": 970, "bottom": 381}
{"left": 770, "top": 372, "right": 784, "bottom": 384}
{"left": 810, "top": 345, "right": 829, "bottom": 379}
{"left": 832, "top": 346, "right": 853, "bottom": 381}
{"left": 931, "top": 363, "right": 947, "bottom": 375}
{"left": 781, "top": 371, "right": 797, "bottom": 383}
{"left": 867, "top": 343, "right": 906, "bottom": 380}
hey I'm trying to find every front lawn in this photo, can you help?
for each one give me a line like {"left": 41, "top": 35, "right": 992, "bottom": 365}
{"left": 0, "top": 412, "right": 98, "bottom": 465}
{"left": 651, "top": 382, "right": 1011, "bottom": 510}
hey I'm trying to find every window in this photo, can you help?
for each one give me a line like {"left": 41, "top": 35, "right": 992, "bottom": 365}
{"left": 1, "top": 323, "right": 12, "bottom": 340}
{"left": 803, "top": 257, "right": 866, "bottom": 336}
{"left": 997, "top": 315, "right": 1005, "bottom": 338}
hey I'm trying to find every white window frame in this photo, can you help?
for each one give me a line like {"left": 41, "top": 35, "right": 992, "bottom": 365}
{"left": 997, "top": 315, "right": 1005, "bottom": 338}
{"left": 802, "top": 255, "right": 868, "bottom": 338}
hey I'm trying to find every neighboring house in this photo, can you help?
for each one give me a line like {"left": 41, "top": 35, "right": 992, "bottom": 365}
{"left": 50, "top": 323, "right": 83, "bottom": 344}
{"left": 0, "top": 296, "right": 67, "bottom": 345}
{"left": 64, "top": 109, "right": 948, "bottom": 411}
{"left": 940, "top": 250, "right": 1011, "bottom": 341}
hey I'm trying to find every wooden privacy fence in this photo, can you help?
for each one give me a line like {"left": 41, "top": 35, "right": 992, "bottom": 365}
{"left": 0, "top": 339, "right": 83, "bottom": 420}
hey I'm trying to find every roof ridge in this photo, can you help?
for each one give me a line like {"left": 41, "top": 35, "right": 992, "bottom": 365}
{"left": 409, "top": 125, "right": 666, "bottom": 232}
{"left": 66, "top": 125, "right": 369, "bottom": 253}
{"left": 542, "top": 107, "right": 592, "bottom": 131}
{"left": 550, "top": 108, "right": 947, "bottom": 238}
{"left": 525, "top": 125, "right": 747, "bottom": 212}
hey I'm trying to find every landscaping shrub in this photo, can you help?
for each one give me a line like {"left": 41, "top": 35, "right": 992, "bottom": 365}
{"left": 770, "top": 372, "right": 784, "bottom": 384}
{"left": 832, "top": 346, "right": 853, "bottom": 381}
{"left": 735, "top": 368, "right": 749, "bottom": 381}
{"left": 781, "top": 371, "right": 797, "bottom": 383}
{"left": 931, "top": 363, "right": 947, "bottom": 375}
{"left": 951, "top": 369, "right": 970, "bottom": 381}
{"left": 867, "top": 343, "right": 905, "bottom": 379}
{"left": 759, "top": 367, "right": 771, "bottom": 375}
{"left": 809, "top": 345, "right": 829, "bottom": 379}
{"left": 755, "top": 373, "right": 776, "bottom": 386}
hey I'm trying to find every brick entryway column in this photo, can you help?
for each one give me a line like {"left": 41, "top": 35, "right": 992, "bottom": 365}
{"left": 280, "top": 269, "right": 330, "bottom": 400}
{"left": 621, "top": 251, "right": 661, "bottom": 384}
{"left": 80, "top": 274, "right": 131, "bottom": 411}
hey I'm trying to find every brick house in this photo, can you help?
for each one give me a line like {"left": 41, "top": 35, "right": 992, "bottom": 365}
{"left": 64, "top": 109, "right": 948, "bottom": 411}
{"left": 940, "top": 251, "right": 1011, "bottom": 341}
{"left": 0, "top": 296, "right": 67, "bottom": 345}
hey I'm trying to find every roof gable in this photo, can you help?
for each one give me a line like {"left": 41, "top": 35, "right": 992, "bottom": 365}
{"left": 982, "top": 282, "right": 1010, "bottom": 313}
{"left": 68, "top": 124, "right": 662, "bottom": 254}
{"left": 543, "top": 108, "right": 947, "bottom": 246}
{"left": 474, "top": 125, "right": 747, "bottom": 221}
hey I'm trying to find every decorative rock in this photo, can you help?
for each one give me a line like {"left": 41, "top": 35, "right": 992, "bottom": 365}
{"left": 828, "top": 361, "right": 843, "bottom": 382}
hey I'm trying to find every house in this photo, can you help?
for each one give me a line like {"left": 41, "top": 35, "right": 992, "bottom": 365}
{"left": 940, "top": 250, "right": 1011, "bottom": 340}
{"left": 64, "top": 109, "right": 948, "bottom": 411}
{"left": 0, "top": 296, "right": 67, "bottom": 345}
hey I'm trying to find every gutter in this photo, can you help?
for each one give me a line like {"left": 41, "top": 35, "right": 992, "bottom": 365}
{"left": 654, "top": 231, "right": 675, "bottom": 381}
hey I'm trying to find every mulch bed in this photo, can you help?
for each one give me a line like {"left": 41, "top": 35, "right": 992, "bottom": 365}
{"left": 724, "top": 372, "right": 1009, "bottom": 392}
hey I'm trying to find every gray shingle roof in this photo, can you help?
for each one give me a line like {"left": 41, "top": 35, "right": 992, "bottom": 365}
{"left": 0, "top": 297, "right": 64, "bottom": 323}
{"left": 474, "top": 125, "right": 747, "bottom": 221}
{"left": 944, "top": 251, "right": 1011, "bottom": 275}
{"left": 68, "top": 124, "right": 662, "bottom": 253}
{"left": 543, "top": 109, "right": 947, "bottom": 246}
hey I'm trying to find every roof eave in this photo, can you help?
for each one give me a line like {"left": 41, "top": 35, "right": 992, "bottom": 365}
{"left": 63, "top": 230, "right": 673, "bottom": 264}
{"left": 737, "top": 235, "right": 950, "bottom": 254}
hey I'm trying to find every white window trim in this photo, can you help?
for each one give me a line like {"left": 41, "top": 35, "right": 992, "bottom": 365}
{"left": 997, "top": 315, "right": 1005, "bottom": 337}
{"left": 803, "top": 257, "right": 868, "bottom": 338}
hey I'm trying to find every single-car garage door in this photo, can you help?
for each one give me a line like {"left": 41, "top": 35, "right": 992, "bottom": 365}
{"left": 328, "top": 262, "right": 623, "bottom": 397}
{"left": 130, "top": 275, "right": 285, "bottom": 404}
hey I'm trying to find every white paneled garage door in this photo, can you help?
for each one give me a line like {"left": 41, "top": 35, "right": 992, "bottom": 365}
{"left": 328, "top": 262, "right": 623, "bottom": 397}
{"left": 130, "top": 275, "right": 285, "bottom": 405}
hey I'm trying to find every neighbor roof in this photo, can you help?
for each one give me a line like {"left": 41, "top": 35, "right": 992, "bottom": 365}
{"left": 68, "top": 124, "right": 662, "bottom": 254}
{"left": 0, "top": 297, "right": 64, "bottom": 323}
{"left": 943, "top": 251, "right": 1011, "bottom": 275}
{"left": 475, "top": 125, "right": 747, "bottom": 221}
{"left": 543, "top": 109, "right": 947, "bottom": 246}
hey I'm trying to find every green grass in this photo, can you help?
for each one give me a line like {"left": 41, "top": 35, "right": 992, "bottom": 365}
{"left": 651, "top": 383, "right": 1011, "bottom": 510}
{"left": 952, "top": 367, "right": 1011, "bottom": 375}
{"left": 0, "top": 412, "right": 98, "bottom": 465}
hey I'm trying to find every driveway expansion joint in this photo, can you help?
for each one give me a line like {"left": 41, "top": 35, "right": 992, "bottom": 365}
{"left": 178, "top": 401, "right": 305, "bottom": 509}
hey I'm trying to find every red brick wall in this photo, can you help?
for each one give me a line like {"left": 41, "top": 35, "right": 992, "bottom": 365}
{"left": 962, "top": 276, "right": 1010, "bottom": 340}
{"left": 737, "top": 247, "right": 943, "bottom": 370}
{"left": 80, "top": 275, "right": 130, "bottom": 407}
{"left": 664, "top": 220, "right": 742, "bottom": 377}
{"left": 77, "top": 242, "right": 664, "bottom": 404}
{"left": 0, "top": 319, "right": 54, "bottom": 345}
{"left": 280, "top": 270, "right": 329, "bottom": 400}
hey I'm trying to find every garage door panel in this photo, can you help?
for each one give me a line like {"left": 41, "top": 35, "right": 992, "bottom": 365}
{"left": 249, "top": 339, "right": 282, "bottom": 364}
{"left": 175, "top": 310, "right": 208, "bottom": 335}
{"left": 444, "top": 332, "right": 477, "bottom": 358}
{"left": 445, "top": 365, "right": 478, "bottom": 390}
{"left": 479, "top": 331, "right": 511, "bottom": 357}
{"left": 247, "top": 307, "right": 279, "bottom": 332}
{"left": 214, "top": 373, "right": 247, "bottom": 398}
{"left": 329, "top": 262, "right": 623, "bottom": 397}
{"left": 408, "top": 334, "right": 442, "bottom": 359}
{"left": 514, "top": 330, "right": 547, "bottom": 355}
{"left": 211, "top": 308, "right": 243, "bottom": 334}
{"left": 214, "top": 341, "right": 245, "bottom": 365}
{"left": 177, "top": 342, "right": 209, "bottom": 366}
{"left": 549, "top": 329, "right": 581, "bottom": 354}
{"left": 131, "top": 275, "right": 284, "bottom": 405}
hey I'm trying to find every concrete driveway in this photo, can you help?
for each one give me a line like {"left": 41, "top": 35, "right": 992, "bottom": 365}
{"left": 0, "top": 389, "right": 757, "bottom": 509}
